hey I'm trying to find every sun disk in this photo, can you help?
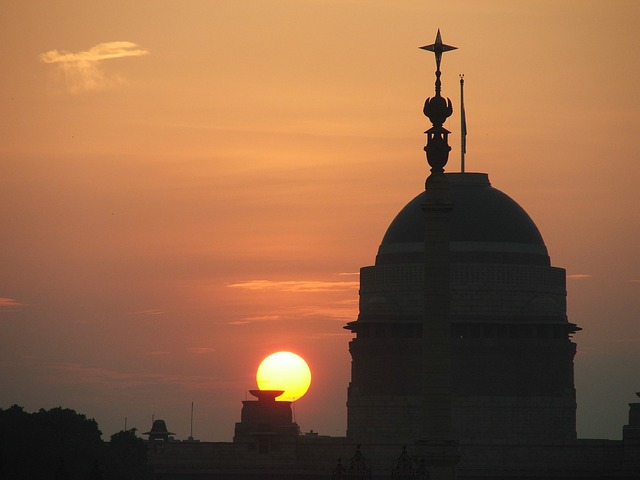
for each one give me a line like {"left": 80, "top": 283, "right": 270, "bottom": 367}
{"left": 256, "top": 351, "right": 311, "bottom": 401}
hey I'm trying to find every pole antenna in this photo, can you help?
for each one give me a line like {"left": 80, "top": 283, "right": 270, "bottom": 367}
{"left": 190, "top": 401, "right": 194, "bottom": 439}
{"left": 460, "top": 74, "right": 467, "bottom": 172}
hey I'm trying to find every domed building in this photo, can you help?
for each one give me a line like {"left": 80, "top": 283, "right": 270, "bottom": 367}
{"left": 346, "top": 172, "right": 580, "bottom": 445}
{"left": 147, "top": 31, "right": 640, "bottom": 480}
{"left": 346, "top": 31, "right": 578, "bottom": 449}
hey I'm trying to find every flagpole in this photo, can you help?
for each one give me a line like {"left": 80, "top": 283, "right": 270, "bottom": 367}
{"left": 460, "top": 74, "right": 466, "bottom": 173}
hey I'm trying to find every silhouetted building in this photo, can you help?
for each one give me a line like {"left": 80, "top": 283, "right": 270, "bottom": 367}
{"left": 146, "top": 31, "right": 640, "bottom": 479}
{"left": 144, "top": 419, "right": 175, "bottom": 443}
{"left": 346, "top": 172, "right": 580, "bottom": 446}
{"left": 234, "top": 389, "right": 301, "bottom": 451}
{"left": 623, "top": 393, "right": 640, "bottom": 465}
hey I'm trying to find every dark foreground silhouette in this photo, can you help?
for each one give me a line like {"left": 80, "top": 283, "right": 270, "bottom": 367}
{"left": 0, "top": 405, "right": 153, "bottom": 480}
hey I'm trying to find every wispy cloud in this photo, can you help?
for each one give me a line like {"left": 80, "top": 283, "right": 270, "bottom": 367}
{"left": 227, "top": 279, "right": 359, "bottom": 293}
{"left": 131, "top": 309, "right": 165, "bottom": 316}
{"left": 567, "top": 274, "right": 592, "bottom": 280}
{"left": 225, "top": 277, "right": 358, "bottom": 325}
{"left": 39, "top": 41, "right": 149, "bottom": 93}
{"left": 187, "top": 347, "right": 216, "bottom": 355}
{"left": 228, "top": 300, "right": 357, "bottom": 326}
{"left": 0, "top": 297, "right": 27, "bottom": 308}
{"left": 287, "top": 302, "right": 358, "bottom": 323}
{"left": 228, "top": 314, "right": 281, "bottom": 325}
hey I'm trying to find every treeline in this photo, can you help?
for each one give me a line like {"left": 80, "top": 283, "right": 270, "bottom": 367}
{"left": 0, "top": 405, "right": 153, "bottom": 480}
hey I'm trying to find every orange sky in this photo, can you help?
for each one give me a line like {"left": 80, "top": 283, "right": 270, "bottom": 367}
{"left": 1, "top": 0, "right": 639, "bottom": 441}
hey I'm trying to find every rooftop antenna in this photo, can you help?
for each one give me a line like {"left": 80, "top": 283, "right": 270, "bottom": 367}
{"left": 460, "top": 74, "right": 467, "bottom": 172}
{"left": 124, "top": 417, "right": 127, "bottom": 431}
{"left": 189, "top": 402, "right": 194, "bottom": 440}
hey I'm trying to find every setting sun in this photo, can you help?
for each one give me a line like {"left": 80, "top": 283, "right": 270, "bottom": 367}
{"left": 256, "top": 351, "right": 311, "bottom": 401}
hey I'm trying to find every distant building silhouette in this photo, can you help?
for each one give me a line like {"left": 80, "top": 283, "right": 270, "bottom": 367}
{"left": 233, "top": 389, "right": 301, "bottom": 451}
{"left": 144, "top": 420, "right": 175, "bottom": 449}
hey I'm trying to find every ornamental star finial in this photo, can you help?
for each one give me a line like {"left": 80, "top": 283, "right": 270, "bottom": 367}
{"left": 420, "top": 29, "right": 457, "bottom": 72}
{"left": 419, "top": 30, "right": 457, "bottom": 174}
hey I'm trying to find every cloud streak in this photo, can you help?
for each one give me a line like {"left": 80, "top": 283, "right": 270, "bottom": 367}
{"left": 39, "top": 41, "right": 149, "bottom": 93}
{"left": 227, "top": 300, "right": 358, "bottom": 325}
{"left": 227, "top": 279, "right": 359, "bottom": 293}
{"left": 130, "top": 309, "right": 165, "bottom": 316}
{"left": 228, "top": 314, "right": 281, "bottom": 325}
{"left": 0, "top": 297, "right": 27, "bottom": 308}
{"left": 187, "top": 347, "right": 216, "bottom": 355}
{"left": 567, "top": 274, "right": 593, "bottom": 280}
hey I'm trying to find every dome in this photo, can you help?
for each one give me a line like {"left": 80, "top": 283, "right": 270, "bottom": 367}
{"left": 377, "top": 172, "right": 549, "bottom": 265}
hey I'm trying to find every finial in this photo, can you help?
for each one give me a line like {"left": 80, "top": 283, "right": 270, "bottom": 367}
{"left": 420, "top": 29, "right": 457, "bottom": 97}
{"left": 420, "top": 30, "right": 457, "bottom": 175}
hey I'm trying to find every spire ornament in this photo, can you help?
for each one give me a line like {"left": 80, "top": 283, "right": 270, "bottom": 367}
{"left": 420, "top": 29, "right": 457, "bottom": 98}
{"left": 420, "top": 29, "right": 457, "bottom": 174}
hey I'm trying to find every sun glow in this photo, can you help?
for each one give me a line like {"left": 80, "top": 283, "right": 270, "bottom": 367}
{"left": 256, "top": 351, "right": 311, "bottom": 401}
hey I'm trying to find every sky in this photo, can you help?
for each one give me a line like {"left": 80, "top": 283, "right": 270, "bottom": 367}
{"left": 1, "top": 0, "right": 639, "bottom": 442}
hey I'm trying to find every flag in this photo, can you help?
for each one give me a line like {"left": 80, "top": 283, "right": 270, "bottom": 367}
{"left": 460, "top": 76, "right": 467, "bottom": 156}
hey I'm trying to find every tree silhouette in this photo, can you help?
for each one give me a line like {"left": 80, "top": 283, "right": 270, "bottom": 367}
{"left": 0, "top": 405, "right": 153, "bottom": 480}
{"left": 107, "top": 428, "right": 152, "bottom": 479}
{"left": 0, "top": 405, "right": 103, "bottom": 479}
